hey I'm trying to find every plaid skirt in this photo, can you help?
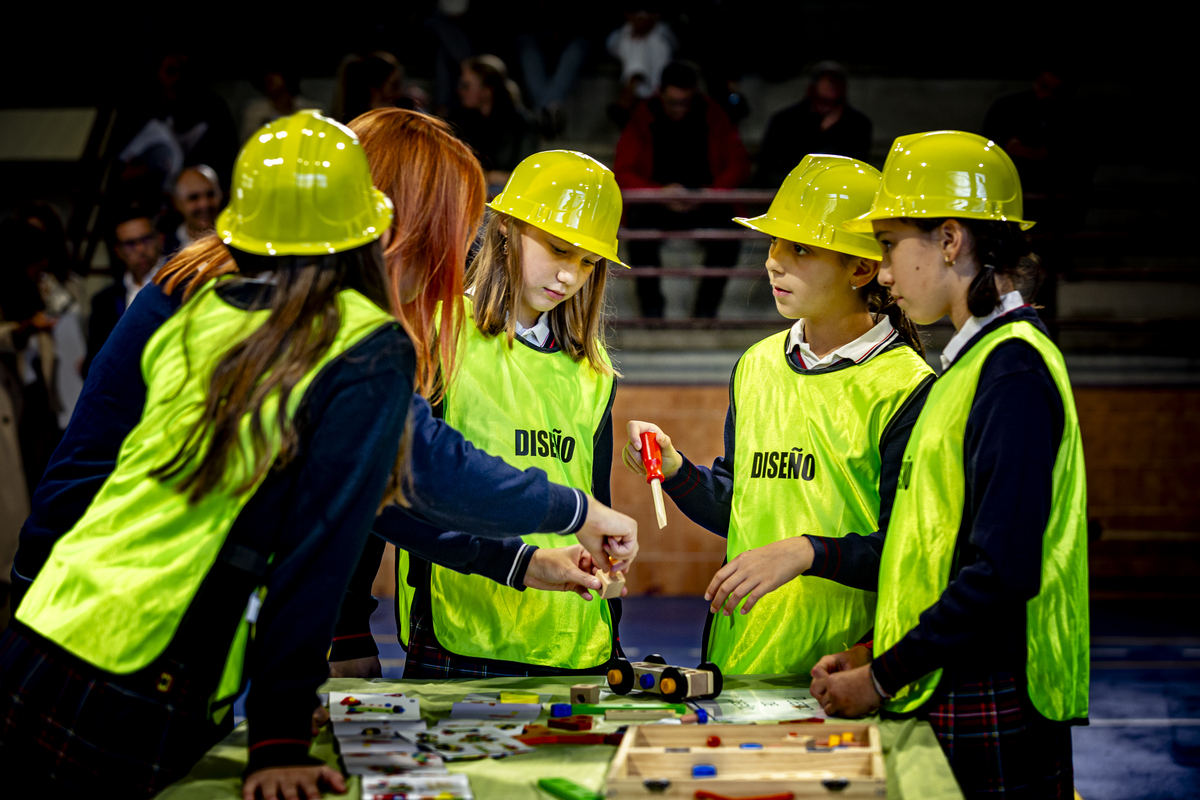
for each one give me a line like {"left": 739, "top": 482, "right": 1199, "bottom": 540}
{"left": 0, "top": 625, "right": 230, "bottom": 798}
{"left": 921, "top": 670, "right": 1074, "bottom": 800}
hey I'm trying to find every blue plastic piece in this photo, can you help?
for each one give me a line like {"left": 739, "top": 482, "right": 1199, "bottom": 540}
{"left": 550, "top": 703, "right": 573, "bottom": 718}
{"left": 691, "top": 764, "right": 717, "bottom": 779}
{"left": 739, "top": 742, "right": 763, "bottom": 750}
{"left": 695, "top": 708, "right": 708, "bottom": 725}
{"left": 639, "top": 674, "right": 656, "bottom": 689}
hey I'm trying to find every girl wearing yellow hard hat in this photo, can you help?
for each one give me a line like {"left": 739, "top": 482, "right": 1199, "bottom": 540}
{"left": 623, "top": 154, "right": 934, "bottom": 677}
{"left": 808, "top": 131, "right": 1088, "bottom": 799}
{"left": 0, "top": 110, "right": 412, "bottom": 798}
{"left": 398, "top": 149, "right": 635, "bottom": 678}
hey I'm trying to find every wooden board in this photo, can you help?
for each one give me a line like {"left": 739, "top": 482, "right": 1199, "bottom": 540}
{"left": 606, "top": 723, "right": 885, "bottom": 798}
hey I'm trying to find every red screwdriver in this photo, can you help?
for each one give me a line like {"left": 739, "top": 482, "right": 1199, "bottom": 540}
{"left": 640, "top": 431, "right": 668, "bottom": 529}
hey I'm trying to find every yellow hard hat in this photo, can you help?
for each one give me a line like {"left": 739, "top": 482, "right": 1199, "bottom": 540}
{"left": 734, "top": 154, "right": 883, "bottom": 260}
{"left": 487, "top": 150, "right": 629, "bottom": 267}
{"left": 217, "top": 110, "right": 394, "bottom": 256}
{"left": 846, "top": 130, "right": 1034, "bottom": 232}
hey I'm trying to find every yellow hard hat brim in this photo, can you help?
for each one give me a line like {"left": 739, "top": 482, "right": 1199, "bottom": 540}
{"left": 219, "top": 189, "right": 394, "bottom": 256}
{"left": 844, "top": 209, "right": 1036, "bottom": 233}
{"left": 488, "top": 199, "right": 630, "bottom": 268}
{"left": 734, "top": 214, "right": 882, "bottom": 261}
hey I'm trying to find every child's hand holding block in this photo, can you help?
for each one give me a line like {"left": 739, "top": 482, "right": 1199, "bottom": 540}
{"left": 595, "top": 568, "right": 625, "bottom": 600}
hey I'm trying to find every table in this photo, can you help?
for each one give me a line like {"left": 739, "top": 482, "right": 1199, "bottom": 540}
{"left": 157, "top": 675, "right": 963, "bottom": 799}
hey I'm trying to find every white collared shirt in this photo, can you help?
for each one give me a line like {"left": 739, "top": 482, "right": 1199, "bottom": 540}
{"left": 786, "top": 315, "right": 897, "bottom": 369}
{"left": 123, "top": 258, "right": 164, "bottom": 310}
{"left": 939, "top": 290, "right": 1026, "bottom": 371}
{"left": 515, "top": 314, "right": 552, "bottom": 348}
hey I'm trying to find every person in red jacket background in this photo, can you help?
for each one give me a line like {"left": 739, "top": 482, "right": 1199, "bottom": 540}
{"left": 614, "top": 60, "right": 750, "bottom": 318}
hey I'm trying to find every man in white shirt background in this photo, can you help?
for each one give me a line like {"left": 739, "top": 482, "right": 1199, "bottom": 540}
{"left": 84, "top": 209, "right": 166, "bottom": 377}
{"left": 167, "top": 164, "right": 222, "bottom": 254}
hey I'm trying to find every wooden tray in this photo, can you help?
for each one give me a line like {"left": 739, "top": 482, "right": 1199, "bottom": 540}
{"left": 606, "top": 723, "right": 886, "bottom": 798}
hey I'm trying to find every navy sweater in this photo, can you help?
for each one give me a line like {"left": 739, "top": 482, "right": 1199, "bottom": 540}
{"left": 10, "top": 281, "right": 588, "bottom": 772}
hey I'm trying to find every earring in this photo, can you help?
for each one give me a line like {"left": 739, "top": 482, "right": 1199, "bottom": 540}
{"left": 502, "top": 236, "right": 509, "bottom": 256}
{"left": 944, "top": 256, "right": 955, "bottom": 266}
{"left": 850, "top": 281, "right": 859, "bottom": 290}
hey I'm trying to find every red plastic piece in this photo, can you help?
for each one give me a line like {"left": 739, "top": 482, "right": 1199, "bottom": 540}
{"left": 706, "top": 735, "right": 721, "bottom": 747}
{"left": 640, "top": 431, "right": 664, "bottom": 483}
{"left": 548, "top": 715, "right": 594, "bottom": 731}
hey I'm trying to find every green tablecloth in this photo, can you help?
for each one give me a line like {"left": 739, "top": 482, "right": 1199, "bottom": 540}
{"left": 157, "top": 675, "right": 963, "bottom": 799}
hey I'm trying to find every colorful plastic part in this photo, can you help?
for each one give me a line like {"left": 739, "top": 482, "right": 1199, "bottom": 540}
{"left": 548, "top": 715, "right": 593, "bottom": 731}
{"left": 537, "top": 777, "right": 604, "bottom": 800}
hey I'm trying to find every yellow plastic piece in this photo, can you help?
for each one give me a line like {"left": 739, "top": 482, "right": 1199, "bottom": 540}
{"left": 842, "top": 731, "right": 854, "bottom": 743}
{"left": 608, "top": 668, "right": 624, "bottom": 685}
{"left": 735, "top": 154, "right": 883, "bottom": 260}
{"left": 217, "top": 110, "right": 393, "bottom": 256}
{"left": 659, "top": 677, "right": 677, "bottom": 695}
{"left": 487, "top": 150, "right": 629, "bottom": 267}
{"left": 499, "top": 691, "right": 540, "bottom": 704}
{"left": 829, "top": 734, "right": 841, "bottom": 747}
{"left": 846, "top": 130, "right": 1034, "bottom": 232}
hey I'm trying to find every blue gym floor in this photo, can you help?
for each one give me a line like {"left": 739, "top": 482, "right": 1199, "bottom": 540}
{"left": 367, "top": 596, "right": 1200, "bottom": 799}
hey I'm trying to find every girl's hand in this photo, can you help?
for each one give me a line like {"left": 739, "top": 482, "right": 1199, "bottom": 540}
{"left": 574, "top": 500, "right": 638, "bottom": 573}
{"left": 242, "top": 765, "right": 346, "bottom": 800}
{"left": 810, "top": 664, "right": 881, "bottom": 719}
{"left": 525, "top": 544, "right": 617, "bottom": 599}
{"left": 811, "top": 645, "right": 872, "bottom": 678}
{"left": 623, "top": 421, "right": 683, "bottom": 480}
{"left": 704, "top": 537, "right": 814, "bottom": 616}
{"left": 310, "top": 705, "right": 330, "bottom": 737}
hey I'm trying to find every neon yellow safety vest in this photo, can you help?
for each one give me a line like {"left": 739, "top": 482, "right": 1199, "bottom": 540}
{"left": 707, "top": 330, "right": 934, "bottom": 675}
{"left": 397, "top": 297, "right": 614, "bottom": 668}
{"left": 18, "top": 283, "right": 396, "bottom": 697}
{"left": 875, "top": 320, "right": 1089, "bottom": 721}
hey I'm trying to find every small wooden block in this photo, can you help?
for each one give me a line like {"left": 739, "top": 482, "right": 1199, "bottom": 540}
{"left": 548, "top": 715, "right": 594, "bottom": 731}
{"left": 605, "top": 708, "right": 677, "bottom": 721}
{"left": 572, "top": 683, "right": 602, "bottom": 704}
{"left": 595, "top": 569, "right": 625, "bottom": 599}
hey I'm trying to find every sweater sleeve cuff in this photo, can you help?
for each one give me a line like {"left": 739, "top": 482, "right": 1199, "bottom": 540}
{"left": 245, "top": 740, "right": 322, "bottom": 775}
{"left": 328, "top": 593, "right": 379, "bottom": 661}
{"left": 660, "top": 455, "right": 695, "bottom": 495}
{"left": 803, "top": 534, "right": 832, "bottom": 577}
{"left": 509, "top": 543, "right": 537, "bottom": 589}
{"left": 540, "top": 486, "right": 587, "bottom": 534}
{"left": 871, "top": 640, "right": 928, "bottom": 699}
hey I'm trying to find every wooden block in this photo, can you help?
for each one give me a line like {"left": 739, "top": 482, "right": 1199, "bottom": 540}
{"left": 595, "top": 569, "right": 625, "bottom": 599}
{"left": 605, "top": 708, "right": 677, "bottom": 721}
{"left": 548, "top": 715, "right": 594, "bottom": 731}
{"left": 572, "top": 683, "right": 602, "bottom": 704}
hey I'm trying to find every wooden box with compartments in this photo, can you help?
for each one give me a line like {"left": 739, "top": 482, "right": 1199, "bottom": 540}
{"left": 604, "top": 722, "right": 885, "bottom": 798}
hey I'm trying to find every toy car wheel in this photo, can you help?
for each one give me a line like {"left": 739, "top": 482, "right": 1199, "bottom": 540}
{"left": 607, "top": 658, "right": 635, "bottom": 695}
{"left": 658, "top": 667, "right": 688, "bottom": 703}
{"left": 697, "top": 661, "right": 723, "bottom": 698}
{"left": 643, "top": 653, "right": 667, "bottom": 665}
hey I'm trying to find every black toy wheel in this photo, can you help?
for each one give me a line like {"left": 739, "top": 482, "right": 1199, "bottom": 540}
{"left": 697, "top": 661, "right": 723, "bottom": 698}
{"left": 658, "top": 667, "right": 688, "bottom": 703}
{"left": 607, "top": 658, "right": 635, "bottom": 695}
{"left": 643, "top": 653, "right": 667, "bottom": 665}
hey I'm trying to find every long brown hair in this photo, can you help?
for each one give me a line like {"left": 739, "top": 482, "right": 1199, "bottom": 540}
{"left": 467, "top": 213, "right": 615, "bottom": 376}
{"left": 150, "top": 235, "right": 400, "bottom": 505}
{"left": 349, "top": 108, "right": 487, "bottom": 402}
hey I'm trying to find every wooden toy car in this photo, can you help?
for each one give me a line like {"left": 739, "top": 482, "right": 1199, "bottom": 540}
{"left": 606, "top": 654, "right": 722, "bottom": 702}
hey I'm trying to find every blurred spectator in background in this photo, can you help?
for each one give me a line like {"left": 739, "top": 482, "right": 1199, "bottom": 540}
{"left": 755, "top": 61, "right": 872, "bottom": 188}
{"left": 425, "top": 0, "right": 476, "bottom": 115}
{"left": 0, "top": 220, "right": 64, "bottom": 503}
{"left": 164, "top": 165, "right": 221, "bottom": 254}
{"left": 17, "top": 202, "right": 86, "bottom": 319}
{"left": 115, "top": 52, "right": 238, "bottom": 196}
{"left": 615, "top": 60, "right": 750, "bottom": 318}
{"left": 449, "top": 55, "right": 538, "bottom": 189}
{"left": 334, "top": 51, "right": 427, "bottom": 124}
{"left": 514, "top": 5, "right": 590, "bottom": 139}
{"left": 242, "top": 66, "right": 323, "bottom": 141}
{"left": 606, "top": 6, "right": 676, "bottom": 129}
{"left": 85, "top": 209, "right": 165, "bottom": 378}
{"left": 983, "top": 65, "right": 1091, "bottom": 331}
